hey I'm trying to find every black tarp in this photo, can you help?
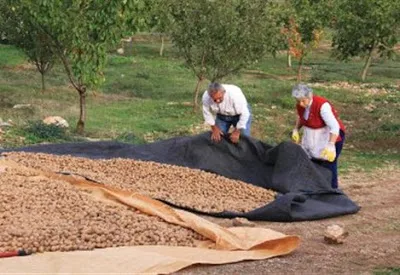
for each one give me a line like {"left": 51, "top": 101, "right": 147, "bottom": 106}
{"left": 0, "top": 132, "right": 360, "bottom": 221}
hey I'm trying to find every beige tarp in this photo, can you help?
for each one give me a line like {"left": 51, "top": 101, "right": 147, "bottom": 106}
{"left": 0, "top": 159, "right": 300, "bottom": 274}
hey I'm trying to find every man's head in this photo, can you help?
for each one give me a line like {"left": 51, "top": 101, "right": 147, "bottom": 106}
{"left": 208, "top": 82, "right": 225, "bottom": 104}
{"left": 292, "top": 83, "right": 313, "bottom": 108}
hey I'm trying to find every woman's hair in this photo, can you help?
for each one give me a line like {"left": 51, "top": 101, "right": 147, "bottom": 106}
{"left": 292, "top": 83, "right": 313, "bottom": 99}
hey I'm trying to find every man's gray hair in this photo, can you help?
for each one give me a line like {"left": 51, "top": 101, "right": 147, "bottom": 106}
{"left": 207, "top": 82, "right": 225, "bottom": 96}
{"left": 292, "top": 83, "right": 313, "bottom": 99}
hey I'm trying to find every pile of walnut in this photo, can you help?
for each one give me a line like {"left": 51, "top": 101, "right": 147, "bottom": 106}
{"left": 0, "top": 167, "right": 205, "bottom": 253}
{"left": 4, "top": 152, "right": 277, "bottom": 213}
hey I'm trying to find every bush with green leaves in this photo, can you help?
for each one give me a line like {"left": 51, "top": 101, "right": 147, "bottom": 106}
{"left": 115, "top": 132, "right": 145, "bottom": 144}
{"left": 23, "top": 121, "right": 68, "bottom": 143}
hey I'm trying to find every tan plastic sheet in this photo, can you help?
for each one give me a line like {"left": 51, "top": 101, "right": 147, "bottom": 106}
{"left": 0, "top": 159, "right": 300, "bottom": 274}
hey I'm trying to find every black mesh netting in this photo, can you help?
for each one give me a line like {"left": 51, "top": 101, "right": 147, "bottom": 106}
{"left": 0, "top": 132, "right": 360, "bottom": 221}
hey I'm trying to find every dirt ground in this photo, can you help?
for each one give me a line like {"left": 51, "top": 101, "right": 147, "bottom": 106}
{"left": 178, "top": 167, "right": 400, "bottom": 275}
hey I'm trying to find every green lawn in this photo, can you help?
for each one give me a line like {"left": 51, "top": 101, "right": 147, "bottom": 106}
{"left": 374, "top": 267, "right": 400, "bottom": 275}
{"left": 0, "top": 38, "right": 399, "bottom": 173}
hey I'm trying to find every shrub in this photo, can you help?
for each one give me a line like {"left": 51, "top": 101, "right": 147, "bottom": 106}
{"left": 23, "top": 120, "right": 67, "bottom": 142}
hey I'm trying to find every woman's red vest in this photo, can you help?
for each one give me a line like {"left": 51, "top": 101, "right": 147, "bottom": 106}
{"left": 296, "top": 95, "right": 345, "bottom": 142}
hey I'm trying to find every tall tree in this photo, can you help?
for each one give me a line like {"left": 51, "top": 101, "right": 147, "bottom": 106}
{"left": 286, "top": 0, "right": 327, "bottom": 81}
{"left": 15, "top": 0, "right": 140, "bottom": 134}
{"left": 143, "top": 0, "right": 171, "bottom": 57}
{"left": 0, "top": 2, "right": 56, "bottom": 92}
{"left": 332, "top": 0, "right": 400, "bottom": 81}
{"left": 267, "top": 0, "right": 295, "bottom": 68}
{"left": 164, "top": 0, "right": 281, "bottom": 110}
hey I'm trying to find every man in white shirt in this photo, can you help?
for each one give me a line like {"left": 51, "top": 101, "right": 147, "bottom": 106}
{"left": 202, "top": 83, "right": 252, "bottom": 143}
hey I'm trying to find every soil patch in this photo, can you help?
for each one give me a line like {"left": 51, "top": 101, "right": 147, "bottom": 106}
{"left": 178, "top": 168, "right": 400, "bottom": 274}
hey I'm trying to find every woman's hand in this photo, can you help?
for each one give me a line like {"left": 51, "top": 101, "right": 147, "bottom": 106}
{"left": 320, "top": 142, "right": 336, "bottom": 162}
{"left": 291, "top": 129, "right": 300, "bottom": 144}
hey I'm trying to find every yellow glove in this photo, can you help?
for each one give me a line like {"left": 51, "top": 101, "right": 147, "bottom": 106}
{"left": 291, "top": 129, "right": 300, "bottom": 144}
{"left": 320, "top": 143, "right": 336, "bottom": 162}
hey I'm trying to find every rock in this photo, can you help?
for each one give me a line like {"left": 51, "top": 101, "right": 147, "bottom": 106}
{"left": 0, "top": 122, "right": 12, "bottom": 127}
{"left": 324, "top": 224, "right": 348, "bottom": 244}
{"left": 364, "top": 103, "right": 376, "bottom": 112}
{"left": 116, "top": 48, "right": 124, "bottom": 55}
{"left": 0, "top": 118, "right": 12, "bottom": 127}
{"left": 121, "top": 37, "right": 132, "bottom": 43}
{"left": 232, "top": 217, "right": 256, "bottom": 227}
{"left": 43, "top": 116, "right": 69, "bottom": 128}
{"left": 12, "top": 104, "right": 32, "bottom": 109}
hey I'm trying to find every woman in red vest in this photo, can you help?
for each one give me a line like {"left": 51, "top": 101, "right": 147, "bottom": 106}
{"left": 291, "top": 84, "right": 345, "bottom": 189}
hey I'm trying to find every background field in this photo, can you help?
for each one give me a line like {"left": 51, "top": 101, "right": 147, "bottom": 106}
{"left": 1, "top": 35, "right": 400, "bottom": 274}
{"left": 0, "top": 35, "right": 399, "bottom": 174}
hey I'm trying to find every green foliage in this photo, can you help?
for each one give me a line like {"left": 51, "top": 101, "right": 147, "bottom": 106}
{"left": 141, "top": 0, "right": 170, "bottom": 33}
{"left": 374, "top": 267, "right": 400, "bottom": 275}
{"left": 265, "top": 1, "right": 294, "bottom": 53}
{"left": 84, "top": 99, "right": 200, "bottom": 138}
{"left": 0, "top": 44, "right": 26, "bottom": 66}
{"left": 6, "top": 0, "right": 144, "bottom": 133}
{"left": 115, "top": 132, "right": 146, "bottom": 144}
{"left": 290, "top": 0, "right": 327, "bottom": 44}
{"left": 164, "top": 0, "right": 281, "bottom": 82}
{"left": 0, "top": 0, "right": 56, "bottom": 91}
{"left": 0, "top": 40, "right": 399, "bottom": 172}
{"left": 332, "top": 0, "right": 400, "bottom": 80}
{"left": 332, "top": 0, "right": 400, "bottom": 60}
{"left": 23, "top": 120, "right": 67, "bottom": 142}
{"left": 267, "top": 0, "right": 334, "bottom": 51}
{"left": 379, "top": 123, "right": 400, "bottom": 134}
{"left": 271, "top": 0, "right": 330, "bottom": 79}
{"left": 17, "top": 0, "right": 138, "bottom": 88}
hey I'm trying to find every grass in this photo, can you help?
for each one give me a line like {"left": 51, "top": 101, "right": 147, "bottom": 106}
{"left": 0, "top": 44, "right": 26, "bottom": 66}
{"left": 84, "top": 99, "right": 201, "bottom": 138}
{"left": 0, "top": 36, "right": 399, "bottom": 173}
{"left": 374, "top": 267, "right": 400, "bottom": 275}
{"left": 339, "top": 151, "right": 400, "bottom": 173}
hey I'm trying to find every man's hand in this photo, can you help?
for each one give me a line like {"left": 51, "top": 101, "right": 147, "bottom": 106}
{"left": 211, "top": 125, "right": 224, "bottom": 142}
{"left": 230, "top": 129, "right": 241, "bottom": 144}
{"left": 320, "top": 142, "right": 336, "bottom": 162}
{"left": 291, "top": 129, "right": 300, "bottom": 144}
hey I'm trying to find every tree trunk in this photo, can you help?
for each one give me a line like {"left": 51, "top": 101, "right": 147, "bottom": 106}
{"left": 40, "top": 71, "right": 46, "bottom": 93}
{"left": 192, "top": 51, "right": 207, "bottom": 112}
{"left": 361, "top": 48, "right": 374, "bottom": 82}
{"left": 76, "top": 87, "right": 86, "bottom": 134}
{"left": 296, "top": 55, "right": 304, "bottom": 82}
{"left": 130, "top": 38, "right": 133, "bottom": 55}
{"left": 287, "top": 50, "right": 292, "bottom": 68}
{"left": 193, "top": 77, "right": 204, "bottom": 112}
{"left": 159, "top": 35, "right": 165, "bottom": 57}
